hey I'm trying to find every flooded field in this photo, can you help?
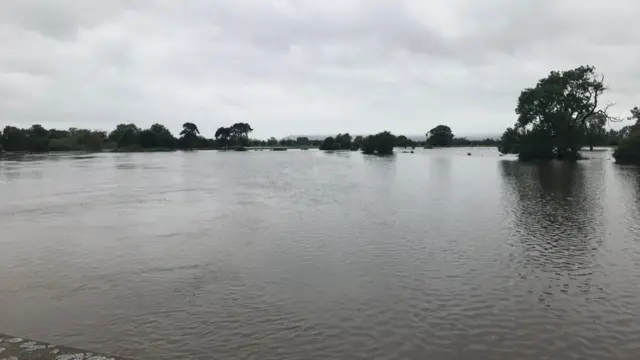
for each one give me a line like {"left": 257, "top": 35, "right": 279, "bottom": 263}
{"left": 1, "top": 148, "right": 640, "bottom": 359}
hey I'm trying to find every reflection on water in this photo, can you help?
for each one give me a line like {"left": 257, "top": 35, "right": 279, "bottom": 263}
{"left": 500, "top": 161, "right": 603, "bottom": 271}
{"left": 2, "top": 148, "right": 640, "bottom": 360}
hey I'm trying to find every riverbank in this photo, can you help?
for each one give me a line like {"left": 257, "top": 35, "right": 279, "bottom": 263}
{"left": 0, "top": 334, "right": 128, "bottom": 360}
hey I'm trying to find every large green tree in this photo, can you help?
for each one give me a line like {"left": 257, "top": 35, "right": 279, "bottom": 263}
{"left": 215, "top": 127, "right": 232, "bottom": 149}
{"left": 296, "top": 137, "right": 310, "bottom": 146}
{"left": 26, "top": 124, "right": 50, "bottom": 152}
{"left": 179, "top": 122, "right": 200, "bottom": 149}
{"left": 613, "top": 107, "right": 640, "bottom": 164}
{"left": 361, "top": 131, "right": 396, "bottom": 155}
{"left": 500, "top": 65, "right": 609, "bottom": 161}
{"left": 319, "top": 136, "right": 340, "bottom": 150}
{"left": 426, "top": 125, "right": 454, "bottom": 147}
{"left": 1, "top": 126, "right": 30, "bottom": 151}
{"left": 230, "top": 123, "right": 253, "bottom": 147}
{"left": 335, "top": 133, "right": 352, "bottom": 150}
{"left": 139, "top": 124, "right": 176, "bottom": 149}
{"left": 395, "top": 135, "right": 415, "bottom": 149}
{"left": 109, "top": 124, "right": 140, "bottom": 148}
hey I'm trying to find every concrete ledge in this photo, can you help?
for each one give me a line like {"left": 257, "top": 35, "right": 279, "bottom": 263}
{"left": 0, "top": 335, "right": 128, "bottom": 360}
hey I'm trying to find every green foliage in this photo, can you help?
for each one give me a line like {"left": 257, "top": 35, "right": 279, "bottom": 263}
{"left": 426, "top": 125, "right": 454, "bottom": 147}
{"left": 584, "top": 114, "right": 607, "bottom": 150}
{"left": 498, "top": 127, "right": 520, "bottom": 154}
{"left": 214, "top": 123, "right": 253, "bottom": 149}
{"left": 1, "top": 126, "right": 30, "bottom": 151}
{"left": 613, "top": 107, "right": 640, "bottom": 164}
{"left": 319, "top": 136, "right": 341, "bottom": 150}
{"left": 109, "top": 124, "right": 140, "bottom": 148}
{"left": 296, "top": 137, "right": 310, "bottom": 146}
{"left": 450, "top": 137, "right": 471, "bottom": 146}
{"left": 1, "top": 125, "right": 110, "bottom": 152}
{"left": 501, "top": 65, "right": 608, "bottom": 161}
{"left": 335, "top": 133, "right": 352, "bottom": 150}
{"left": 215, "top": 127, "right": 232, "bottom": 149}
{"left": 613, "top": 132, "right": 640, "bottom": 164}
{"left": 179, "top": 122, "right": 201, "bottom": 149}
{"left": 395, "top": 135, "right": 415, "bottom": 148}
{"left": 361, "top": 131, "right": 396, "bottom": 155}
{"left": 319, "top": 133, "right": 352, "bottom": 150}
{"left": 230, "top": 122, "right": 253, "bottom": 147}
{"left": 266, "top": 137, "right": 279, "bottom": 146}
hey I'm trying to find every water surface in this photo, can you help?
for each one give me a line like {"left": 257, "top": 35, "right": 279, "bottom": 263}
{"left": 1, "top": 148, "right": 640, "bottom": 359}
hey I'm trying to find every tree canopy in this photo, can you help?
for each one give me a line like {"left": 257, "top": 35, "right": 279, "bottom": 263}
{"left": 319, "top": 133, "right": 353, "bottom": 150}
{"left": 613, "top": 107, "right": 640, "bottom": 164}
{"left": 395, "top": 135, "right": 415, "bottom": 149}
{"left": 426, "top": 125, "right": 454, "bottom": 147}
{"left": 499, "top": 65, "right": 610, "bottom": 161}
{"left": 361, "top": 131, "right": 396, "bottom": 155}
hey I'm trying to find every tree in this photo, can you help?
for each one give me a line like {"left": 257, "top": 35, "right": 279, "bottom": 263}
{"left": 150, "top": 123, "right": 176, "bottom": 148}
{"left": 296, "top": 137, "right": 310, "bottom": 146}
{"left": 1, "top": 126, "right": 30, "bottom": 151}
{"left": 335, "top": 133, "right": 352, "bottom": 150}
{"left": 613, "top": 107, "right": 640, "bottom": 164}
{"left": 280, "top": 138, "right": 295, "bottom": 146}
{"left": 352, "top": 135, "right": 364, "bottom": 151}
{"left": 266, "top": 137, "right": 279, "bottom": 146}
{"left": 138, "top": 124, "right": 176, "bottom": 149}
{"left": 180, "top": 122, "right": 200, "bottom": 137}
{"left": 395, "top": 135, "right": 413, "bottom": 148}
{"left": 48, "top": 129, "right": 70, "bottom": 140}
{"left": 27, "top": 124, "right": 50, "bottom": 152}
{"left": 230, "top": 122, "right": 253, "bottom": 147}
{"left": 109, "top": 124, "right": 140, "bottom": 148}
{"left": 361, "top": 131, "right": 396, "bottom": 155}
{"left": 426, "top": 125, "right": 454, "bottom": 147}
{"left": 451, "top": 137, "right": 471, "bottom": 146}
{"left": 375, "top": 131, "right": 396, "bottom": 155}
{"left": 614, "top": 132, "right": 640, "bottom": 164}
{"left": 76, "top": 130, "right": 107, "bottom": 151}
{"left": 500, "top": 65, "right": 609, "bottom": 161}
{"left": 319, "top": 136, "right": 340, "bottom": 150}
{"left": 584, "top": 113, "right": 607, "bottom": 151}
{"left": 215, "top": 127, "right": 232, "bottom": 149}
{"left": 179, "top": 122, "right": 200, "bottom": 150}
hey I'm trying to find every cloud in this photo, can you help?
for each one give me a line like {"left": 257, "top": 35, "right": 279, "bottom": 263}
{"left": 1, "top": 0, "right": 640, "bottom": 138}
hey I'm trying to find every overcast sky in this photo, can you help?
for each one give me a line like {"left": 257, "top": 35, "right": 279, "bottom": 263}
{"left": 2, "top": 0, "right": 640, "bottom": 138}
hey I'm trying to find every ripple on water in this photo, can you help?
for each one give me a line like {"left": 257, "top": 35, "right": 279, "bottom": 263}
{"left": 1, "top": 151, "right": 640, "bottom": 359}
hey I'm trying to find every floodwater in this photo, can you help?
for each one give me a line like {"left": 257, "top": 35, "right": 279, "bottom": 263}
{"left": 1, "top": 148, "right": 640, "bottom": 360}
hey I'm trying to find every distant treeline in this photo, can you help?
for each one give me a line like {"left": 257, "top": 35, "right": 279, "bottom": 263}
{"left": 0, "top": 122, "right": 259, "bottom": 153}
{"left": 1, "top": 121, "right": 505, "bottom": 154}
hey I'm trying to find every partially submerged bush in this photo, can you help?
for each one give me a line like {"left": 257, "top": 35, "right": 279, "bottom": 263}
{"left": 613, "top": 132, "right": 640, "bottom": 164}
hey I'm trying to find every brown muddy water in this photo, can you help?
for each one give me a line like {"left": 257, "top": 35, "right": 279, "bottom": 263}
{"left": 1, "top": 148, "right": 640, "bottom": 360}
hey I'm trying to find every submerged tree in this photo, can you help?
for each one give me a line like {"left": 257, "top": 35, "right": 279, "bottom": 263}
{"left": 1, "top": 126, "right": 30, "bottom": 151}
{"left": 584, "top": 113, "right": 607, "bottom": 151}
{"left": 319, "top": 136, "right": 340, "bottom": 150}
{"left": 426, "top": 125, "right": 454, "bottom": 147}
{"left": 109, "top": 124, "right": 140, "bottom": 148}
{"left": 361, "top": 131, "right": 396, "bottom": 155}
{"left": 500, "top": 65, "right": 612, "bottom": 161}
{"left": 179, "top": 122, "right": 200, "bottom": 150}
{"left": 395, "top": 135, "right": 414, "bottom": 148}
{"left": 215, "top": 127, "right": 232, "bottom": 149}
{"left": 613, "top": 107, "right": 640, "bottom": 164}
{"left": 230, "top": 123, "right": 253, "bottom": 147}
{"left": 138, "top": 123, "right": 176, "bottom": 149}
{"left": 335, "top": 133, "right": 352, "bottom": 150}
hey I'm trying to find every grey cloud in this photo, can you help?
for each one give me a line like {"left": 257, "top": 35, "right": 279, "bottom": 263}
{"left": 2, "top": 0, "right": 640, "bottom": 137}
